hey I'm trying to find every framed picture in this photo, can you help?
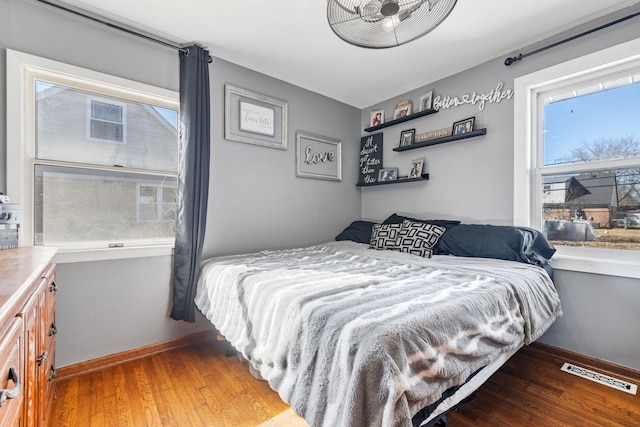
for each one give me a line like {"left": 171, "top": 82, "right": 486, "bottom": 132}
{"left": 409, "top": 158, "right": 424, "bottom": 179}
{"left": 393, "top": 99, "right": 413, "bottom": 119}
{"left": 419, "top": 90, "right": 433, "bottom": 111}
{"left": 295, "top": 130, "right": 342, "bottom": 181}
{"left": 370, "top": 109, "right": 384, "bottom": 127}
{"left": 378, "top": 168, "right": 398, "bottom": 182}
{"left": 452, "top": 117, "right": 475, "bottom": 136}
{"left": 225, "top": 84, "right": 288, "bottom": 149}
{"left": 399, "top": 129, "right": 415, "bottom": 147}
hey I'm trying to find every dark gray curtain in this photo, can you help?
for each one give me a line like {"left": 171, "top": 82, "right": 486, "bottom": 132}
{"left": 170, "top": 44, "right": 210, "bottom": 322}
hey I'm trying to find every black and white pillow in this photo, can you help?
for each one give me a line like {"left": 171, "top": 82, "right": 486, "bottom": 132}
{"left": 395, "top": 220, "right": 446, "bottom": 258}
{"left": 369, "top": 223, "right": 403, "bottom": 251}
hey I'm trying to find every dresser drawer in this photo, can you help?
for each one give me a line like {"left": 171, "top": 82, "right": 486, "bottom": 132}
{"left": 0, "top": 318, "right": 24, "bottom": 427}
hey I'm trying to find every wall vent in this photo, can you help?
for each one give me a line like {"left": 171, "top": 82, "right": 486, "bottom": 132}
{"left": 561, "top": 362, "right": 637, "bottom": 395}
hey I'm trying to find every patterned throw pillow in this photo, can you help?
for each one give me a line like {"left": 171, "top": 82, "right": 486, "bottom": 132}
{"left": 369, "top": 223, "right": 403, "bottom": 250}
{"left": 395, "top": 220, "right": 446, "bottom": 258}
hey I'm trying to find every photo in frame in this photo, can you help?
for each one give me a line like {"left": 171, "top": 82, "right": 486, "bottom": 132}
{"left": 419, "top": 90, "right": 433, "bottom": 111}
{"left": 452, "top": 117, "right": 475, "bottom": 136}
{"left": 399, "top": 129, "right": 415, "bottom": 147}
{"left": 225, "top": 84, "right": 288, "bottom": 149}
{"left": 378, "top": 168, "right": 398, "bottom": 182}
{"left": 393, "top": 99, "right": 413, "bottom": 119}
{"left": 409, "top": 158, "right": 424, "bottom": 179}
{"left": 370, "top": 109, "right": 384, "bottom": 127}
{"left": 295, "top": 130, "right": 342, "bottom": 181}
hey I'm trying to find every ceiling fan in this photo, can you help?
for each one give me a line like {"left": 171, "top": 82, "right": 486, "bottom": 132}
{"left": 327, "top": 0, "right": 457, "bottom": 48}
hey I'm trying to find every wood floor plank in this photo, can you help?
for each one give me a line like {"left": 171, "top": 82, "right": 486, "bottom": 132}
{"left": 50, "top": 341, "right": 640, "bottom": 427}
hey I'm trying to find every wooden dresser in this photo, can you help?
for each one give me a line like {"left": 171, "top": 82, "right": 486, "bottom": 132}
{"left": 0, "top": 247, "right": 57, "bottom": 427}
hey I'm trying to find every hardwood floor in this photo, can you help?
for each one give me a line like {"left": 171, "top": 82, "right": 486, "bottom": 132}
{"left": 50, "top": 341, "right": 640, "bottom": 427}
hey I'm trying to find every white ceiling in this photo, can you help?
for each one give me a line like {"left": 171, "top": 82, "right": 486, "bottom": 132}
{"left": 57, "top": 0, "right": 639, "bottom": 108}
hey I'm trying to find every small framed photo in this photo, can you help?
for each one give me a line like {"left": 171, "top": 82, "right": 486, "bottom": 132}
{"left": 378, "top": 168, "right": 398, "bottom": 182}
{"left": 452, "top": 117, "right": 475, "bottom": 135}
{"left": 393, "top": 99, "right": 413, "bottom": 119}
{"left": 419, "top": 90, "right": 433, "bottom": 111}
{"left": 409, "top": 158, "right": 424, "bottom": 179}
{"left": 399, "top": 129, "right": 415, "bottom": 147}
{"left": 370, "top": 110, "right": 384, "bottom": 127}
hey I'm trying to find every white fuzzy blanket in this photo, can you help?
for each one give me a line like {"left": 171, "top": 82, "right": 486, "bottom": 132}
{"left": 195, "top": 241, "right": 562, "bottom": 427}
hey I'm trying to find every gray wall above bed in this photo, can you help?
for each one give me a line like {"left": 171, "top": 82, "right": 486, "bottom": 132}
{"left": 359, "top": 6, "right": 640, "bottom": 371}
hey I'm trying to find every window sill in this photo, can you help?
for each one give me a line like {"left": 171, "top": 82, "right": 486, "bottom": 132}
{"left": 53, "top": 244, "right": 174, "bottom": 264}
{"left": 549, "top": 247, "right": 640, "bottom": 279}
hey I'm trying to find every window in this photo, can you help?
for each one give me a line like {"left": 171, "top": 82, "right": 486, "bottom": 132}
{"left": 88, "top": 98, "right": 125, "bottom": 142}
{"left": 514, "top": 39, "right": 640, "bottom": 278}
{"left": 137, "top": 184, "right": 177, "bottom": 223}
{"left": 7, "top": 50, "right": 179, "bottom": 261}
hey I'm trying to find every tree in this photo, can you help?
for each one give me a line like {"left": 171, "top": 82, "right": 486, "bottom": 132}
{"left": 569, "top": 136, "right": 640, "bottom": 207}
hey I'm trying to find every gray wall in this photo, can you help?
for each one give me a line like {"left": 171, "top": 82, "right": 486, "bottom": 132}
{"left": 1, "top": 0, "right": 361, "bottom": 367}
{"left": 361, "top": 7, "right": 640, "bottom": 370}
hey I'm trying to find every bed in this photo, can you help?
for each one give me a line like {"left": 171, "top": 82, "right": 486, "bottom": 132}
{"left": 194, "top": 214, "right": 562, "bottom": 427}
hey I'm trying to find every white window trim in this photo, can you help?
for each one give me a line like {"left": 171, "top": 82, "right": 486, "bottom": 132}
{"left": 6, "top": 49, "right": 179, "bottom": 263}
{"left": 514, "top": 38, "right": 640, "bottom": 279}
{"left": 86, "top": 96, "right": 127, "bottom": 144}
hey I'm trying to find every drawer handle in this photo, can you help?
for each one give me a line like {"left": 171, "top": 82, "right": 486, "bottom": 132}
{"left": 0, "top": 366, "right": 20, "bottom": 407}
{"left": 48, "top": 365, "right": 57, "bottom": 381}
{"left": 49, "top": 323, "right": 57, "bottom": 336}
{"left": 36, "top": 351, "right": 48, "bottom": 366}
{"left": 50, "top": 281, "right": 58, "bottom": 292}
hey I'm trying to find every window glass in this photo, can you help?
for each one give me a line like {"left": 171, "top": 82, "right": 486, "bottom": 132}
{"left": 543, "top": 81, "right": 640, "bottom": 166}
{"left": 540, "top": 79, "right": 640, "bottom": 251}
{"left": 35, "top": 80, "right": 178, "bottom": 171}
{"left": 34, "top": 165, "right": 177, "bottom": 245}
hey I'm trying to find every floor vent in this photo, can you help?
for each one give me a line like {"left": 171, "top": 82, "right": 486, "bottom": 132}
{"left": 561, "top": 362, "right": 637, "bottom": 395}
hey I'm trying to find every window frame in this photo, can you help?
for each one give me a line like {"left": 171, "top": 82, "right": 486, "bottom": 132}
{"left": 514, "top": 38, "right": 640, "bottom": 279}
{"left": 6, "top": 49, "right": 179, "bottom": 263}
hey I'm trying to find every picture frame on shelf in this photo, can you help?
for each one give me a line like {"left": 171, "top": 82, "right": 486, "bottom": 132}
{"left": 409, "top": 158, "right": 424, "bottom": 179}
{"left": 295, "top": 130, "right": 342, "bottom": 181}
{"left": 370, "top": 109, "right": 384, "bottom": 127}
{"left": 452, "top": 117, "right": 475, "bottom": 136}
{"left": 378, "top": 167, "right": 398, "bottom": 182}
{"left": 419, "top": 90, "right": 433, "bottom": 111}
{"left": 393, "top": 99, "right": 413, "bottom": 119}
{"left": 399, "top": 129, "right": 415, "bottom": 147}
{"left": 225, "top": 84, "right": 288, "bottom": 149}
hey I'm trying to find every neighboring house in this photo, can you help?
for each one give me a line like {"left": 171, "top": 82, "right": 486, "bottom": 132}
{"left": 34, "top": 85, "right": 178, "bottom": 244}
{"left": 542, "top": 173, "right": 618, "bottom": 227}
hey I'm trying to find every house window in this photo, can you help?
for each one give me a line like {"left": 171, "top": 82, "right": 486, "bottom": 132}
{"left": 514, "top": 39, "right": 640, "bottom": 278}
{"left": 88, "top": 98, "right": 126, "bottom": 143}
{"left": 7, "top": 50, "right": 179, "bottom": 260}
{"left": 137, "top": 184, "right": 177, "bottom": 222}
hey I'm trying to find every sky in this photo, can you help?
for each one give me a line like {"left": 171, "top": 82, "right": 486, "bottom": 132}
{"left": 543, "top": 81, "right": 640, "bottom": 165}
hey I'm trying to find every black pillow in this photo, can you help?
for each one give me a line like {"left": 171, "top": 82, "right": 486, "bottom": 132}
{"left": 435, "top": 224, "right": 556, "bottom": 267}
{"left": 383, "top": 213, "right": 461, "bottom": 230}
{"left": 335, "top": 221, "right": 378, "bottom": 244}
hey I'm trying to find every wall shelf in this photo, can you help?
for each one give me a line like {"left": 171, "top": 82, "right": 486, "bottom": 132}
{"left": 356, "top": 173, "right": 429, "bottom": 187}
{"left": 364, "top": 108, "right": 438, "bottom": 132}
{"left": 392, "top": 128, "right": 487, "bottom": 152}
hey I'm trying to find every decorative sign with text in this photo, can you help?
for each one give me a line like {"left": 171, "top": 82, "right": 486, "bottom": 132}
{"left": 433, "top": 82, "right": 513, "bottom": 111}
{"left": 359, "top": 133, "right": 383, "bottom": 185}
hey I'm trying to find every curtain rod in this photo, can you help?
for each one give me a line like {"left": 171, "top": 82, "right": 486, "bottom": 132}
{"left": 36, "top": 0, "right": 212, "bottom": 62}
{"left": 504, "top": 9, "right": 640, "bottom": 66}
